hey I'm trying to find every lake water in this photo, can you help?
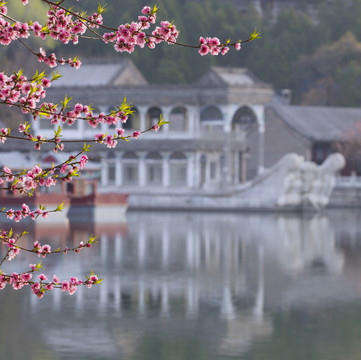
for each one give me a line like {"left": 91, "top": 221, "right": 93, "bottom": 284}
{"left": 1, "top": 209, "right": 361, "bottom": 360}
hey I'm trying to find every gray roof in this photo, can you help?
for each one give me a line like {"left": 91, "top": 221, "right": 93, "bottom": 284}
{"left": 269, "top": 104, "right": 361, "bottom": 142}
{"left": 52, "top": 58, "right": 148, "bottom": 87}
{"left": 0, "top": 151, "right": 33, "bottom": 169}
{"left": 197, "top": 66, "right": 271, "bottom": 88}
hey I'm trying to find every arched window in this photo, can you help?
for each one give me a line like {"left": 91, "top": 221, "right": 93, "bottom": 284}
{"left": 200, "top": 105, "right": 223, "bottom": 122}
{"left": 231, "top": 106, "right": 257, "bottom": 132}
{"left": 146, "top": 107, "right": 162, "bottom": 129}
{"left": 169, "top": 106, "right": 188, "bottom": 132}
{"left": 124, "top": 107, "right": 140, "bottom": 130}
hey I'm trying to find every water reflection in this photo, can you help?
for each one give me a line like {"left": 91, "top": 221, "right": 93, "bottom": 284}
{"left": 1, "top": 210, "right": 361, "bottom": 360}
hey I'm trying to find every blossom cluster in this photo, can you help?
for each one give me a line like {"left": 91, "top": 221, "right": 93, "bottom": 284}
{"left": 0, "top": 6, "right": 31, "bottom": 45}
{"left": 0, "top": 228, "right": 98, "bottom": 296}
{"left": 0, "top": 70, "right": 48, "bottom": 108}
{"left": 0, "top": 67, "right": 138, "bottom": 150}
{"left": 37, "top": 48, "right": 81, "bottom": 69}
{"left": 102, "top": 6, "right": 180, "bottom": 53}
{"left": 5, "top": 203, "right": 48, "bottom": 223}
{"left": 0, "top": 153, "right": 88, "bottom": 195}
{"left": 0, "top": 270, "right": 100, "bottom": 298}
{"left": 0, "top": 0, "right": 251, "bottom": 78}
{"left": 198, "top": 36, "right": 241, "bottom": 56}
{"left": 1, "top": 228, "right": 94, "bottom": 262}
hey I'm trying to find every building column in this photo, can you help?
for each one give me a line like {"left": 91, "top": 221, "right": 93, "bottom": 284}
{"left": 195, "top": 152, "right": 201, "bottom": 188}
{"left": 233, "top": 151, "right": 239, "bottom": 184}
{"left": 258, "top": 124, "right": 265, "bottom": 175}
{"left": 253, "top": 105, "right": 265, "bottom": 175}
{"left": 138, "top": 152, "right": 146, "bottom": 187}
{"left": 187, "top": 153, "right": 194, "bottom": 188}
{"left": 138, "top": 106, "right": 147, "bottom": 131}
{"left": 222, "top": 105, "right": 232, "bottom": 187}
{"left": 187, "top": 106, "right": 197, "bottom": 135}
{"left": 162, "top": 153, "right": 170, "bottom": 188}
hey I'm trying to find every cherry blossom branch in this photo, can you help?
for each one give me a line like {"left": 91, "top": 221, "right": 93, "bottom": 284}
{"left": 0, "top": 268, "right": 102, "bottom": 297}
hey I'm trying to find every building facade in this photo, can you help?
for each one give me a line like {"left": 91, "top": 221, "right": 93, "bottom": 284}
{"left": 36, "top": 59, "right": 274, "bottom": 193}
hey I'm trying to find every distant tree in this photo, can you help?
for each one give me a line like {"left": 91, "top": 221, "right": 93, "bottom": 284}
{"left": 318, "top": 0, "right": 361, "bottom": 42}
{"left": 294, "top": 32, "right": 361, "bottom": 106}
{"left": 245, "top": 8, "right": 321, "bottom": 91}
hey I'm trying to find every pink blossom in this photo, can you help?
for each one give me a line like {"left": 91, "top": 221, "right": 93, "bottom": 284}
{"left": 61, "top": 281, "right": 70, "bottom": 292}
{"left": 38, "top": 273, "right": 48, "bottom": 281}
{"left": 199, "top": 44, "right": 209, "bottom": 56}
{"left": 79, "top": 155, "right": 88, "bottom": 168}
{"left": 116, "top": 128, "right": 125, "bottom": 137}
{"left": 20, "top": 273, "right": 32, "bottom": 282}
{"left": 234, "top": 42, "right": 242, "bottom": 51}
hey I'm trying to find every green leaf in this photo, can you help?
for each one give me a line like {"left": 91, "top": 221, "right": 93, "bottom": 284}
{"left": 52, "top": 71, "right": 62, "bottom": 81}
{"left": 61, "top": 95, "right": 72, "bottom": 110}
{"left": 158, "top": 115, "right": 170, "bottom": 127}
{"left": 250, "top": 28, "right": 261, "bottom": 41}
{"left": 82, "top": 143, "right": 92, "bottom": 152}
{"left": 38, "top": 204, "right": 46, "bottom": 211}
{"left": 152, "top": 4, "right": 159, "bottom": 15}
{"left": 97, "top": 3, "right": 107, "bottom": 14}
{"left": 13, "top": 69, "right": 23, "bottom": 80}
{"left": 55, "top": 202, "right": 64, "bottom": 212}
{"left": 88, "top": 234, "right": 97, "bottom": 244}
{"left": 54, "top": 126, "right": 62, "bottom": 138}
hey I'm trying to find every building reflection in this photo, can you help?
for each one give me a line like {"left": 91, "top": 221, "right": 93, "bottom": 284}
{"left": 13, "top": 210, "right": 361, "bottom": 359}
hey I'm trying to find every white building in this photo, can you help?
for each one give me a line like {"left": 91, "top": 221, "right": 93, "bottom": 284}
{"left": 35, "top": 58, "right": 274, "bottom": 194}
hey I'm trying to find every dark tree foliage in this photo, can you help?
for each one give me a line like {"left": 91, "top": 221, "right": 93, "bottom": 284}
{"left": 11, "top": 0, "right": 361, "bottom": 106}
